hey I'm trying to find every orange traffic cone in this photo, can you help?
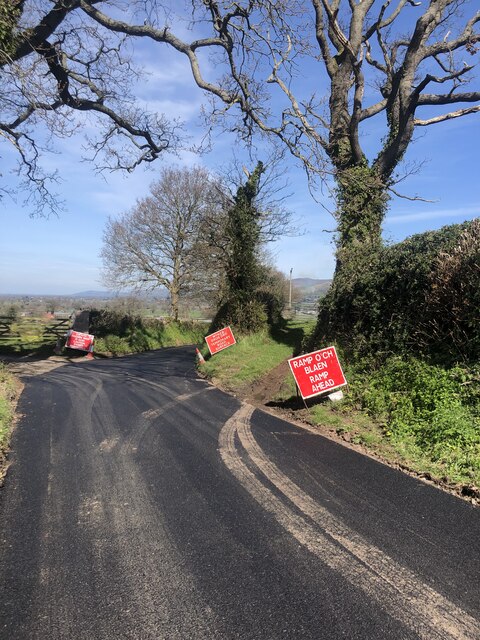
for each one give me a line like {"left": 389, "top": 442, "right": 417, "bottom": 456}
{"left": 195, "top": 347, "right": 206, "bottom": 365}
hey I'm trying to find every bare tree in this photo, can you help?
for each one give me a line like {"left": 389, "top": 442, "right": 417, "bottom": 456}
{"left": 0, "top": 0, "right": 183, "bottom": 215}
{"left": 101, "top": 165, "right": 222, "bottom": 320}
{"left": 77, "top": 0, "right": 479, "bottom": 266}
{"left": 4, "top": 1, "right": 478, "bottom": 261}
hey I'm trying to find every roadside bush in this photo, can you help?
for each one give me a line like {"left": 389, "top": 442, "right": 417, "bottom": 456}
{"left": 89, "top": 309, "right": 143, "bottom": 338}
{"left": 93, "top": 335, "right": 131, "bottom": 356}
{"left": 209, "top": 294, "right": 269, "bottom": 335}
{"left": 256, "top": 265, "right": 288, "bottom": 326}
{"left": 310, "top": 220, "right": 479, "bottom": 365}
{"left": 346, "top": 357, "right": 480, "bottom": 482}
{"left": 91, "top": 314, "right": 207, "bottom": 355}
{"left": 210, "top": 264, "right": 287, "bottom": 336}
{"left": 419, "top": 218, "right": 480, "bottom": 365}
{"left": 126, "top": 328, "right": 153, "bottom": 352}
{"left": 0, "top": 364, "right": 19, "bottom": 475}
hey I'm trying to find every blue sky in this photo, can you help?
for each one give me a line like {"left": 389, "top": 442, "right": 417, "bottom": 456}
{"left": 1, "top": 8, "right": 479, "bottom": 295}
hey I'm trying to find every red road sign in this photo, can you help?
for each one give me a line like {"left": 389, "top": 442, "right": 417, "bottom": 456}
{"left": 205, "top": 326, "right": 236, "bottom": 355}
{"left": 288, "top": 346, "right": 347, "bottom": 400}
{"left": 66, "top": 330, "right": 94, "bottom": 352}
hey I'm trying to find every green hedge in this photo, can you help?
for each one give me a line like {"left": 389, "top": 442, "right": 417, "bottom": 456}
{"left": 89, "top": 311, "right": 206, "bottom": 355}
{"left": 345, "top": 357, "right": 480, "bottom": 483}
{"left": 311, "top": 219, "right": 479, "bottom": 365}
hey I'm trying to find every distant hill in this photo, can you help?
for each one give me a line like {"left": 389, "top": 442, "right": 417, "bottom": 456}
{"left": 292, "top": 278, "right": 332, "bottom": 298}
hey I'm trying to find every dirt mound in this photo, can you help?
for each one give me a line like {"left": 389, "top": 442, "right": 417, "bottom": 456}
{"left": 240, "top": 359, "right": 294, "bottom": 406}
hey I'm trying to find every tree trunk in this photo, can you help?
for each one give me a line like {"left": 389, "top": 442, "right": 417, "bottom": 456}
{"left": 307, "top": 164, "right": 389, "bottom": 352}
{"left": 334, "top": 164, "right": 389, "bottom": 276}
{"left": 170, "top": 286, "right": 179, "bottom": 321}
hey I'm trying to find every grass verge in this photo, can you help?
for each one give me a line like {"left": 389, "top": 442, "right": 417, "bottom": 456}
{"left": 199, "top": 319, "right": 314, "bottom": 389}
{"left": 200, "top": 322, "right": 479, "bottom": 497}
{"left": 92, "top": 318, "right": 208, "bottom": 356}
{"left": 341, "top": 358, "right": 480, "bottom": 490}
{"left": 0, "top": 364, "right": 22, "bottom": 485}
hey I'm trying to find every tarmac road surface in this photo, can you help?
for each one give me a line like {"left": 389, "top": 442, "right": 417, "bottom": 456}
{"left": 0, "top": 347, "right": 479, "bottom": 639}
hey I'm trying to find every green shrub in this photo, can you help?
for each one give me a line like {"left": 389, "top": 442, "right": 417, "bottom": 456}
{"left": 91, "top": 316, "right": 207, "bottom": 355}
{"left": 94, "top": 335, "right": 131, "bottom": 356}
{"left": 346, "top": 357, "right": 480, "bottom": 481}
{"left": 90, "top": 310, "right": 143, "bottom": 338}
{"left": 209, "top": 294, "right": 269, "bottom": 335}
{"left": 310, "top": 219, "right": 479, "bottom": 366}
{"left": 420, "top": 219, "right": 480, "bottom": 364}
{"left": 0, "top": 364, "right": 18, "bottom": 464}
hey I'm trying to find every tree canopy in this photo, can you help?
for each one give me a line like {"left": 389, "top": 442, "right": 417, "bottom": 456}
{"left": 101, "top": 165, "right": 222, "bottom": 320}
{"left": 1, "top": 0, "right": 184, "bottom": 213}
{"left": 2, "top": 0, "right": 479, "bottom": 273}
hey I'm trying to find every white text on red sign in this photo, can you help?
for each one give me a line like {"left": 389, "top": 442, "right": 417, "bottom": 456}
{"left": 288, "top": 347, "right": 347, "bottom": 400}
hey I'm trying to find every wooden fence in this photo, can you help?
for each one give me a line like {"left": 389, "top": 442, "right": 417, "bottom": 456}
{"left": 0, "top": 316, "right": 72, "bottom": 344}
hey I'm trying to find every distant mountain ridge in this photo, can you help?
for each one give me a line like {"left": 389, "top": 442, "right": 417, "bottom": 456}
{"left": 292, "top": 278, "right": 331, "bottom": 288}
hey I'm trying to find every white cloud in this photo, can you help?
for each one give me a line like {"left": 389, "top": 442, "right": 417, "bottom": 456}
{"left": 139, "top": 97, "right": 202, "bottom": 122}
{"left": 386, "top": 206, "right": 479, "bottom": 224}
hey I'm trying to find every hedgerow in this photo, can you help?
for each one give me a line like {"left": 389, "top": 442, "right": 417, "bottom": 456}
{"left": 308, "top": 219, "right": 480, "bottom": 486}
{"left": 310, "top": 219, "right": 479, "bottom": 365}
{"left": 345, "top": 358, "right": 480, "bottom": 483}
{"left": 89, "top": 311, "right": 206, "bottom": 356}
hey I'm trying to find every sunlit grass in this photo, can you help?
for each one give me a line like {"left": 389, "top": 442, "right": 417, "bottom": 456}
{"left": 0, "top": 365, "right": 20, "bottom": 479}
{"left": 199, "top": 321, "right": 479, "bottom": 491}
{"left": 200, "top": 320, "right": 314, "bottom": 388}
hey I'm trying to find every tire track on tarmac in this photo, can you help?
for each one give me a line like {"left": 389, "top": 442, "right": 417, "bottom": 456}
{"left": 33, "top": 372, "right": 222, "bottom": 639}
{"left": 219, "top": 403, "right": 480, "bottom": 640}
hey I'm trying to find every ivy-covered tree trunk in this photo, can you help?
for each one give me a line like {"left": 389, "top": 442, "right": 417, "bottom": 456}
{"left": 310, "top": 162, "right": 390, "bottom": 353}
{"left": 336, "top": 165, "right": 388, "bottom": 259}
{"left": 224, "top": 164, "right": 263, "bottom": 295}
{"left": 0, "top": 1, "right": 21, "bottom": 63}
{"left": 210, "top": 162, "right": 269, "bottom": 334}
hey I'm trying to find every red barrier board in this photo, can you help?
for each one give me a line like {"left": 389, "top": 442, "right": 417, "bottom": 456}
{"left": 288, "top": 346, "right": 347, "bottom": 400}
{"left": 66, "top": 330, "right": 94, "bottom": 352}
{"left": 205, "top": 326, "right": 236, "bottom": 355}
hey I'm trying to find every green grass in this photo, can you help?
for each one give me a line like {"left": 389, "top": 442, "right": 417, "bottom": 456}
{"left": 293, "top": 362, "right": 479, "bottom": 489}
{"left": 200, "top": 320, "right": 315, "bottom": 389}
{"left": 0, "top": 364, "right": 20, "bottom": 481}
{"left": 94, "top": 319, "right": 208, "bottom": 356}
{"left": 199, "top": 321, "right": 479, "bottom": 492}
{"left": 0, "top": 317, "right": 62, "bottom": 356}
{"left": 342, "top": 358, "right": 480, "bottom": 487}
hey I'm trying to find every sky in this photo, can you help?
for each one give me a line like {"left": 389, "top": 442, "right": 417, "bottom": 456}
{"left": 1, "top": 3, "right": 479, "bottom": 296}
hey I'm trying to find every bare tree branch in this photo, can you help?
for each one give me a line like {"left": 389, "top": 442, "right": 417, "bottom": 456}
{"left": 415, "top": 104, "right": 480, "bottom": 125}
{"left": 2, "top": 0, "right": 479, "bottom": 233}
{"left": 388, "top": 186, "right": 438, "bottom": 202}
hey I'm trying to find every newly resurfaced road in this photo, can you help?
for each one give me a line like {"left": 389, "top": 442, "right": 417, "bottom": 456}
{"left": 0, "top": 348, "right": 479, "bottom": 639}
